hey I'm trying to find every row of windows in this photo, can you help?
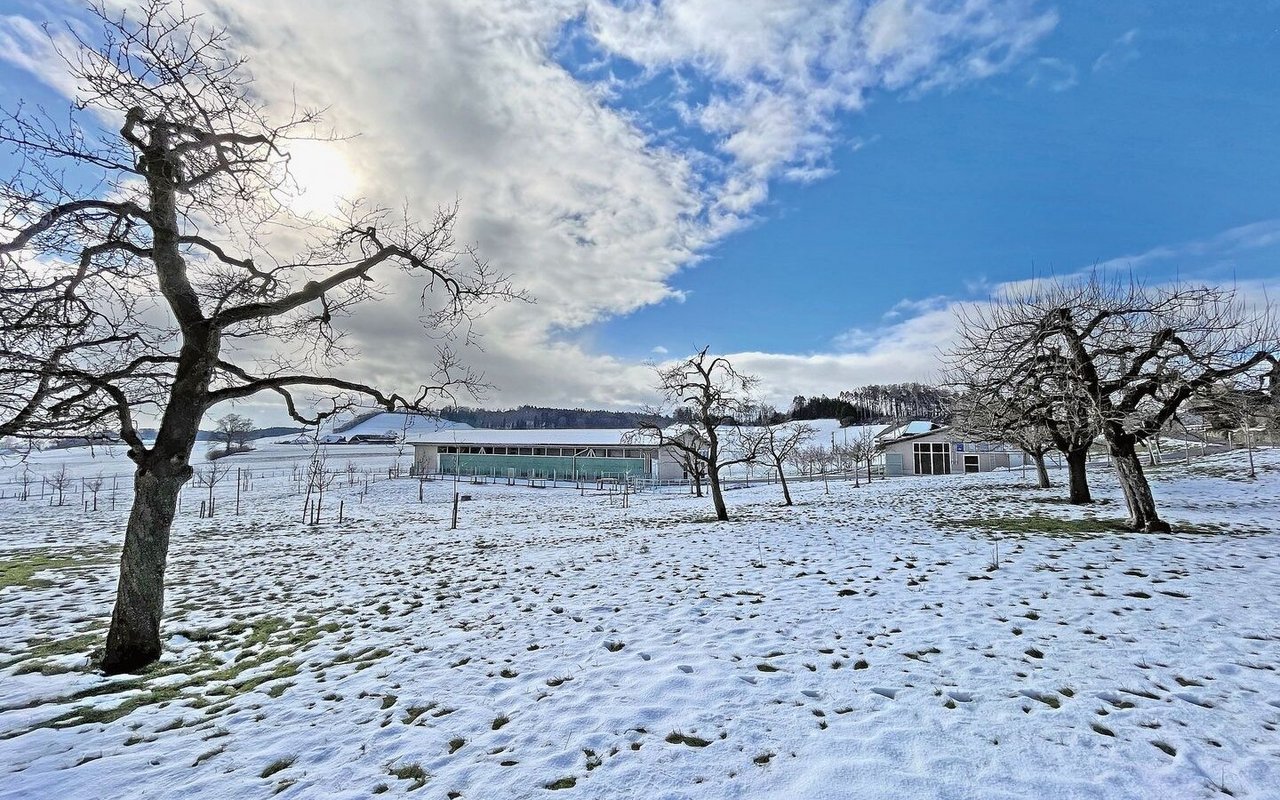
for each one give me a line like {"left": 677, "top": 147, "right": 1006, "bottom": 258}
{"left": 438, "top": 445, "right": 648, "bottom": 459}
{"left": 913, "top": 442, "right": 951, "bottom": 475}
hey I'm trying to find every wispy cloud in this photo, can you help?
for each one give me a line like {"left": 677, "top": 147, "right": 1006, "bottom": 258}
{"left": 0, "top": 1, "right": 1060, "bottom": 417}
{"left": 1093, "top": 28, "right": 1140, "bottom": 73}
{"left": 1092, "top": 218, "right": 1280, "bottom": 273}
{"left": 1027, "top": 57, "right": 1078, "bottom": 92}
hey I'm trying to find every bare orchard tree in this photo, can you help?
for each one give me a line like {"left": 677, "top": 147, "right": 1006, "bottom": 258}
{"left": 964, "top": 277, "right": 1276, "bottom": 532}
{"left": 1198, "top": 375, "right": 1275, "bottom": 479}
{"left": 48, "top": 463, "right": 73, "bottom": 506}
{"left": 759, "top": 420, "right": 815, "bottom": 506}
{"left": 212, "top": 413, "right": 254, "bottom": 457}
{"left": 0, "top": 3, "right": 518, "bottom": 672}
{"left": 193, "top": 458, "right": 231, "bottom": 515}
{"left": 637, "top": 348, "right": 764, "bottom": 521}
{"left": 85, "top": 473, "right": 105, "bottom": 510}
{"left": 952, "top": 392, "right": 1056, "bottom": 489}
{"left": 952, "top": 298, "right": 1106, "bottom": 504}
{"left": 846, "top": 424, "right": 880, "bottom": 485}
{"left": 671, "top": 445, "right": 707, "bottom": 497}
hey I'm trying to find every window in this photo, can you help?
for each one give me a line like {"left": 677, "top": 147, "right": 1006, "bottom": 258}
{"left": 913, "top": 441, "right": 951, "bottom": 475}
{"left": 518, "top": 447, "right": 533, "bottom": 456}
{"left": 533, "top": 447, "right": 546, "bottom": 456}
{"left": 625, "top": 449, "right": 642, "bottom": 459}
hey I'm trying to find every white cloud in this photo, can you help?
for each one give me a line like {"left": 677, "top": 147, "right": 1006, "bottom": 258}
{"left": 1092, "top": 218, "right": 1280, "bottom": 273}
{"left": 1027, "top": 57, "right": 1077, "bottom": 92}
{"left": 1092, "top": 28, "right": 1140, "bottom": 73}
{"left": 1, "top": 1, "right": 1061, "bottom": 422}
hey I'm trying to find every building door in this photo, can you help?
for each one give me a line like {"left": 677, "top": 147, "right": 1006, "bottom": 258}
{"left": 885, "top": 453, "right": 904, "bottom": 477}
{"left": 964, "top": 454, "right": 980, "bottom": 473}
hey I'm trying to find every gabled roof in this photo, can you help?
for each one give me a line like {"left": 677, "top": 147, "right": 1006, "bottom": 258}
{"left": 876, "top": 421, "right": 949, "bottom": 444}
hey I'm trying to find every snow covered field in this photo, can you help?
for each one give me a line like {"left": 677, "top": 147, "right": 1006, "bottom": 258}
{"left": 1, "top": 445, "right": 1278, "bottom": 799}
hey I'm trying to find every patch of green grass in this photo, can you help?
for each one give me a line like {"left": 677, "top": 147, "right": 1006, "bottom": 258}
{"left": 949, "top": 515, "right": 1132, "bottom": 536}
{"left": 15, "top": 632, "right": 102, "bottom": 665}
{"left": 402, "top": 704, "right": 436, "bottom": 724}
{"left": 389, "top": 762, "right": 428, "bottom": 791}
{"left": 447, "top": 737, "right": 466, "bottom": 754}
{"left": 0, "top": 553, "right": 86, "bottom": 588}
{"left": 260, "top": 757, "right": 295, "bottom": 779}
{"left": 665, "top": 731, "right": 711, "bottom": 747}
{"left": 545, "top": 777, "right": 577, "bottom": 790}
{"left": 3, "top": 613, "right": 341, "bottom": 738}
{"left": 492, "top": 714, "right": 510, "bottom": 730}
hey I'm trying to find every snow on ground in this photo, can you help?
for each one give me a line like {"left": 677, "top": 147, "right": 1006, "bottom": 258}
{"left": 1, "top": 447, "right": 1278, "bottom": 799}
{"left": 324, "top": 412, "right": 473, "bottom": 440}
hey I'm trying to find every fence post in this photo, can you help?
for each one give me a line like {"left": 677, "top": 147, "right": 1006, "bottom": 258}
{"left": 451, "top": 492, "right": 459, "bottom": 530}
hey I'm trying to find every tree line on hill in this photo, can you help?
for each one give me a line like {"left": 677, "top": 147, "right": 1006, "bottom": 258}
{"left": 336, "top": 405, "right": 673, "bottom": 432}
{"left": 788, "top": 383, "right": 955, "bottom": 424}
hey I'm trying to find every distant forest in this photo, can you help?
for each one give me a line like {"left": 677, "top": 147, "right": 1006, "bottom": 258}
{"left": 336, "top": 385, "right": 956, "bottom": 433}
{"left": 39, "top": 384, "right": 956, "bottom": 448}
{"left": 790, "top": 383, "right": 955, "bottom": 425}
{"left": 438, "top": 406, "right": 671, "bottom": 430}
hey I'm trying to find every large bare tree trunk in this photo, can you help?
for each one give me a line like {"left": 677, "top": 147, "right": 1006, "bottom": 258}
{"left": 102, "top": 464, "right": 186, "bottom": 672}
{"left": 707, "top": 469, "right": 729, "bottom": 521}
{"left": 777, "top": 463, "right": 793, "bottom": 506}
{"left": 1032, "top": 451, "right": 1051, "bottom": 489}
{"left": 103, "top": 149, "right": 213, "bottom": 673}
{"left": 1064, "top": 447, "right": 1092, "bottom": 504}
{"left": 1109, "top": 441, "right": 1170, "bottom": 533}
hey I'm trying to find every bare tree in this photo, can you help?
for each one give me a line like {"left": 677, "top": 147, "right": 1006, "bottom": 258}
{"left": 0, "top": 3, "right": 518, "bottom": 672}
{"left": 760, "top": 420, "right": 815, "bottom": 506}
{"left": 950, "top": 309, "right": 1101, "bottom": 503}
{"left": 952, "top": 392, "right": 1056, "bottom": 489}
{"left": 48, "top": 463, "right": 72, "bottom": 506}
{"left": 85, "top": 473, "right": 104, "bottom": 510}
{"left": 1199, "top": 376, "right": 1274, "bottom": 478}
{"left": 16, "top": 466, "right": 36, "bottom": 501}
{"left": 671, "top": 445, "right": 707, "bottom": 497}
{"left": 637, "top": 348, "right": 763, "bottom": 521}
{"left": 957, "top": 277, "right": 1276, "bottom": 531}
{"left": 846, "top": 425, "right": 880, "bottom": 485}
{"left": 212, "top": 412, "right": 254, "bottom": 457}
{"left": 193, "top": 459, "right": 231, "bottom": 515}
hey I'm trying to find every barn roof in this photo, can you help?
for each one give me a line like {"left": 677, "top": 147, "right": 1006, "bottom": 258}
{"left": 408, "top": 428, "right": 662, "bottom": 447}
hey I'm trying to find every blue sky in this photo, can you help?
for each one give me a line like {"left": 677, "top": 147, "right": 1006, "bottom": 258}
{"left": 586, "top": 1, "right": 1280, "bottom": 359}
{"left": 2, "top": 0, "right": 1278, "bottom": 419}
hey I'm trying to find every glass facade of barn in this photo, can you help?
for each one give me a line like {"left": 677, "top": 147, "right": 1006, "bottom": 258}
{"left": 436, "top": 445, "right": 650, "bottom": 479}
{"left": 913, "top": 441, "right": 951, "bottom": 475}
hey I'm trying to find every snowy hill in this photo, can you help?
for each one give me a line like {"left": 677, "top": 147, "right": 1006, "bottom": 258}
{"left": 323, "top": 411, "right": 471, "bottom": 441}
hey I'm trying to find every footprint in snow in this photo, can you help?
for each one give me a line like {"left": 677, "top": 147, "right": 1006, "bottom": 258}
{"left": 638, "top": 652, "right": 651, "bottom": 661}
{"left": 677, "top": 665, "right": 694, "bottom": 674}
{"left": 1174, "top": 692, "right": 1214, "bottom": 709}
{"left": 946, "top": 691, "right": 974, "bottom": 703}
{"left": 801, "top": 690, "right": 820, "bottom": 699}
{"left": 871, "top": 687, "right": 899, "bottom": 700}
